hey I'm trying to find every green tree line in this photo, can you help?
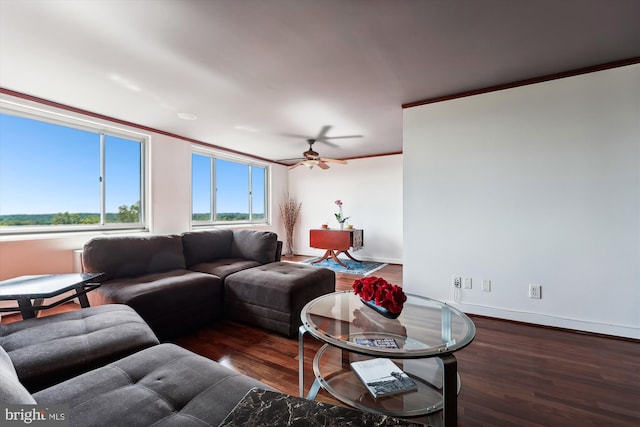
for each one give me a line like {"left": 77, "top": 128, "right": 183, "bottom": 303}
{"left": 192, "top": 212, "right": 265, "bottom": 221}
{"left": 0, "top": 202, "right": 140, "bottom": 226}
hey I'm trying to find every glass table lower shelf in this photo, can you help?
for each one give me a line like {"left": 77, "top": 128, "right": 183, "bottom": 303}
{"left": 312, "top": 344, "right": 461, "bottom": 417}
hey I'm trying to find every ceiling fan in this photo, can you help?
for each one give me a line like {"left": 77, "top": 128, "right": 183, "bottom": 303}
{"left": 285, "top": 126, "right": 361, "bottom": 170}
{"left": 289, "top": 139, "right": 348, "bottom": 170}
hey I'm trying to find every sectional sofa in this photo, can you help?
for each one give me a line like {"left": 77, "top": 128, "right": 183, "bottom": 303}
{"left": 1, "top": 304, "right": 420, "bottom": 427}
{"left": 81, "top": 229, "right": 335, "bottom": 338}
{"left": 0, "top": 230, "right": 423, "bottom": 426}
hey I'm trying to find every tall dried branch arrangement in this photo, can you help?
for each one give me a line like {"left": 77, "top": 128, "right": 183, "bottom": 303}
{"left": 279, "top": 194, "right": 302, "bottom": 256}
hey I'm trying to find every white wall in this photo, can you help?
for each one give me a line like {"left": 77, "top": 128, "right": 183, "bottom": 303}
{"left": 403, "top": 64, "right": 640, "bottom": 338}
{"left": 0, "top": 99, "right": 289, "bottom": 281}
{"left": 287, "top": 154, "right": 403, "bottom": 264}
{"left": 149, "top": 133, "right": 192, "bottom": 234}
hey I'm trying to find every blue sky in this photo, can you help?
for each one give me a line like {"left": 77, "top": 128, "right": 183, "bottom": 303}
{"left": 192, "top": 154, "right": 265, "bottom": 214}
{"left": 0, "top": 113, "right": 140, "bottom": 215}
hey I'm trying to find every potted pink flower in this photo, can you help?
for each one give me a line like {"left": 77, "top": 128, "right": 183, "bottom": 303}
{"left": 334, "top": 200, "right": 350, "bottom": 229}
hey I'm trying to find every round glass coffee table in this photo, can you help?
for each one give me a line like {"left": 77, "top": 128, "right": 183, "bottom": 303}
{"left": 299, "top": 291, "right": 475, "bottom": 426}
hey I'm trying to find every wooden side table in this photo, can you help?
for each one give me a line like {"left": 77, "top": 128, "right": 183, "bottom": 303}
{"left": 309, "top": 228, "right": 363, "bottom": 268}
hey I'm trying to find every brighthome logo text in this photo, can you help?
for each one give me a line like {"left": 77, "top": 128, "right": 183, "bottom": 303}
{"left": 2, "top": 406, "right": 68, "bottom": 426}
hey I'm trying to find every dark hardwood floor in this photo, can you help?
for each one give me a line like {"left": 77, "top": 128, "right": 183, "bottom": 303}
{"left": 3, "top": 256, "right": 638, "bottom": 426}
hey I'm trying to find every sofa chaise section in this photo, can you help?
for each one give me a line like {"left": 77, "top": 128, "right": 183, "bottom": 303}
{"left": 0, "top": 304, "right": 159, "bottom": 392}
{"left": 33, "top": 343, "right": 274, "bottom": 427}
{"left": 224, "top": 262, "right": 336, "bottom": 337}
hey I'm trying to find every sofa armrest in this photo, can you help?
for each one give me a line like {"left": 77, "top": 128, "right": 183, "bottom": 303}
{"left": 231, "top": 230, "right": 279, "bottom": 264}
{"left": 275, "top": 241, "right": 283, "bottom": 261}
{"left": 0, "top": 346, "right": 36, "bottom": 404}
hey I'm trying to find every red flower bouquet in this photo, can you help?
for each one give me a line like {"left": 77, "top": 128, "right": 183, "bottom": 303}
{"left": 352, "top": 276, "right": 407, "bottom": 316}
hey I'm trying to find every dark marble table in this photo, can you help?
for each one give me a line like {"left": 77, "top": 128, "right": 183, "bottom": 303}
{"left": 219, "top": 388, "right": 424, "bottom": 426}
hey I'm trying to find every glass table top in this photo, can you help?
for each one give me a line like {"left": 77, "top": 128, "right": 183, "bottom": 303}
{"left": 301, "top": 291, "right": 476, "bottom": 358}
{"left": 0, "top": 272, "right": 105, "bottom": 299}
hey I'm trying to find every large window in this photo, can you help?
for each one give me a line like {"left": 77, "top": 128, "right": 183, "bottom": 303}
{"left": 0, "top": 110, "right": 146, "bottom": 233}
{"left": 192, "top": 151, "right": 267, "bottom": 225}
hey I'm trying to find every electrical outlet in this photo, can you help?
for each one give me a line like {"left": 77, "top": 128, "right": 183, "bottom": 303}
{"left": 482, "top": 280, "right": 491, "bottom": 292}
{"left": 529, "top": 284, "right": 542, "bottom": 299}
{"left": 463, "top": 277, "right": 472, "bottom": 289}
{"left": 452, "top": 276, "right": 462, "bottom": 288}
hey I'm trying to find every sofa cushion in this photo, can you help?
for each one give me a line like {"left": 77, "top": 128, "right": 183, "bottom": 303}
{"left": 181, "top": 229, "right": 234, "bottom": 267}
{"left": 82, "top": 234, "right": 186, "bottom": 280}
{"left": 33, "top": 343, "right": 274, "bottom": 427}
{"left": 224, "top": 262, "right": 336, "bottom": 336}
{"left": 225, "top": 263, "right": 335, "bottom": 313}
{"left": 0, "top": 345, "right": 36, "bottom": 404}
{"left": 88, "top": 270, "right": 224, "bottom": 339}
{"left": 230, "top": 230, "right": 279, "bottom": 264}
{"left": 189, "top": 258, "right": 261, "bottom": 280}
{"left": 0, "top": 304, "right": 159, "bottom": 392}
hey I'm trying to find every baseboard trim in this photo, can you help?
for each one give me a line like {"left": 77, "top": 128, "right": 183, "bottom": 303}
{"left": 449, "top": 301, "right": 639, "bottom": 340}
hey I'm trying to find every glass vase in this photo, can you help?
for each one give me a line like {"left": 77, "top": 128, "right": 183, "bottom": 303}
{"left": 285, "top": 230, "right": 294, "bottom": 257}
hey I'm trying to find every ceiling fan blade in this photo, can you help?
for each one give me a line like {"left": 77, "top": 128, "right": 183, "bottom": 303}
{"left": 320, "top": 134, "right": 363, "bottom": 140}
{"left": 320, "top": 158, "right": 348, "bottom": 165}
{"left": 317, "top": 161, "right": 330, "bottom": 170}
{"left": 280, "top": 126, "right": 333, "bottom": 141}
{"left": 288, "top": 161, "right": 304, "bottom": 169}
{"left": 314, "top": 139, "right": 339, "bottom": 148}
{"left": 315, "top": 129, "right": 362, "bottom": 146}
{"left": 278, "top": 157, "right": 304, "bottom": 162}
{"left": 315, "top": 125, "right": 332, "bottom": 141}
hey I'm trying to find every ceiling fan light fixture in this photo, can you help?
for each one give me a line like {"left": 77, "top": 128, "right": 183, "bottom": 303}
{"left": 302, "top": 159, "right": 319, "bottom": 169}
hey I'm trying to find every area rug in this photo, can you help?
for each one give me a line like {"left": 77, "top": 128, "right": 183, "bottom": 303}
{"left": 301, "top": 257, "right": 387, "bottom": 276}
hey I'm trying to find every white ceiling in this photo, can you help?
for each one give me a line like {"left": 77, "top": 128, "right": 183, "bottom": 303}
{"left": 1, "top": 0, "right": 639, "bottom": 165}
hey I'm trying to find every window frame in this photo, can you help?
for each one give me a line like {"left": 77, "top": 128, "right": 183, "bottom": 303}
{"left": 0, "top": 101, "right": 148, "bottom": 235}
{"left": 191, "top": 147, "right": 269, "bottom": 227}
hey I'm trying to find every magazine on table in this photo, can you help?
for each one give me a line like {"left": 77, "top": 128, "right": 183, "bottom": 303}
{"left": 354, "top": 338, "right": 399, "bottom": 349}
{"left": 350, "top": 358, "right": 418, "bottom": 398}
